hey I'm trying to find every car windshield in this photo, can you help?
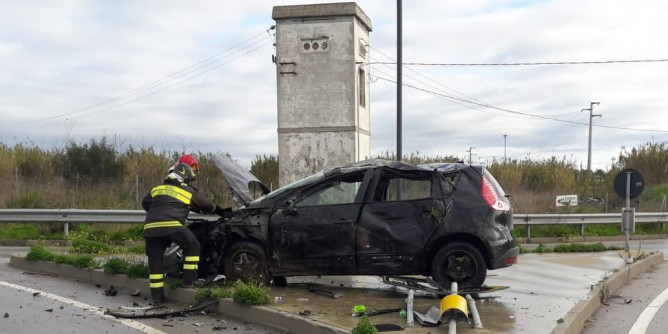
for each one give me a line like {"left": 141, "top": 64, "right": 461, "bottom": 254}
{"left": 251, "top": 170, "right": 325, "bottom": 203}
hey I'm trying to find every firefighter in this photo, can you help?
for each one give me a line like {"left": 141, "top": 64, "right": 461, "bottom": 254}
{"left": 177, "top": 154, "right": 199, "bottom": 173}
{"left": 141, "top": 162, "right": 223, "bottom": 305}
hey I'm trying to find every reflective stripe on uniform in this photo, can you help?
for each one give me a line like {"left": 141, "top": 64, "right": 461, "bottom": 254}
{"left": 185, "top": 256, "right": 199, "bottom": 262}
{"left": 183, "top": 264, "right": 198, "bottom": 270}
{"left": 151, "top": 185, "right": 192, "bottom": 205}
{"left": 150, "top": 274, "right": 164, "bottom": 280}
{"left": 150, "top": 281, "right": 164, "bottom": 288}
{"left": 144, "top": 221, "right": 183, "bottom": 229}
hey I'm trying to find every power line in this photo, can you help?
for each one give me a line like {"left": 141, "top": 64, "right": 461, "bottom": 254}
{"left": 369, "top": 58, "right": 668, "bottom": 66}
{"left": 12, "top": 28, "right": 276, "bottom": 126}
{"left": 372, "top": 75, "right": 668, "bottom": 134}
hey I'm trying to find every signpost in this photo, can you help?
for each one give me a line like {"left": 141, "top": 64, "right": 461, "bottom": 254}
{"left": 613, "top": 168, "right": 645, "bottom": 253}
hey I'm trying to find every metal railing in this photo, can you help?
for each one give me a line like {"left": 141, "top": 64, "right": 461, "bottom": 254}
{"left": 0, "top": 209, "right": 667, "bottom": 238}
{"left": 514, "top": 212, "right": 668, "bottom": 238}
{"left": 0, "top": 209, "right": 216, "bottom": 236}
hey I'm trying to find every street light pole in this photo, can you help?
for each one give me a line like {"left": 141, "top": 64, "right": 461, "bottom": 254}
{"left": 581, "top": 102, "right": 601, "bottom": 172}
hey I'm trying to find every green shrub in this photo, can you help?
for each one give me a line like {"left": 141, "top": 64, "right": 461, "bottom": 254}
{"left": 0, "top": 224, "right": 48, "bottom": 239}
{"left": 232, "top": 280, "right": 269, "bottom": 306}
{"left": 103, "top": 258, "right": 130, "bottom": 275}
{"left": 533, "top": 243, "right": 552, "bottom": 253}
{"left": 126, "top": 262, "right": 149, "bottom": 278}
{"left": 352, "top": 315, "right": 378, "bottom": 334}
{"left": 69, "top": 238, "right": 110, "bottom": 254}
{"left": 553, "top": 243, "right": 607, "bottom": 252}
{"left": 70, "top": 255, "right": 97, "bottom": 268}
{"left": 26, "top": 245, "right": 54, "bottom": 261}
{"left": 191, "top": 284, "right": 237, "bottom": 305}
{"left": 53, "top": 254, "right": 69, "bottom": 264}
{"left": 124, "top": 224, "right": 145, "bottom": 240}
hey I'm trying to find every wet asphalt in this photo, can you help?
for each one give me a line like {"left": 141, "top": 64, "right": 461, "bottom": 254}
{"left": 3, "top": 240, "right": 665, "bottom": 333}
{"left": 266, "top": 251, "right": 631, "bottom": 333}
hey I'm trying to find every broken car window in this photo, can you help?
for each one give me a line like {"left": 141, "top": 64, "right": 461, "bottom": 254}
{"left": 374, "top": 171, "right": 432, "bottom": 202}
{"left": 294, "top": 172, "right": 364, "bottom": 207}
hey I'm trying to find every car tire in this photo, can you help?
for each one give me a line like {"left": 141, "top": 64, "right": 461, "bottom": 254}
{"left": 431, "top": 242, "right": 487, "bottom": 289}
{"left": 223, "top": 241, "right": 272, "bottom": 285}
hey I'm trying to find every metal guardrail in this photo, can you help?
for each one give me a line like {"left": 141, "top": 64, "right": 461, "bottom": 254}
{"left": 0, "top": 209, "right": 216, "bottom": 236}
{"left": 0, "top": 209, "right": 667, "bottom": 237}
{"left": 514, "top": 212, "right": 668, "bottom": 238}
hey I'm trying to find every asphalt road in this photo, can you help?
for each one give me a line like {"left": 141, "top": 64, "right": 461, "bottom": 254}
{"left": 582, "top": 239, "right": 668, "bottom": 334}
{"left": 0, "top": 247, "right": 280, "bottom": 334}
{"left": 3, "top": 239, "right": 668, "bottom": 334}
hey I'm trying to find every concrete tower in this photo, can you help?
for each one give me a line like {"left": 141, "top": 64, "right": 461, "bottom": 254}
{"left": 272, "top": 2, "right": 372, "bottom": 186}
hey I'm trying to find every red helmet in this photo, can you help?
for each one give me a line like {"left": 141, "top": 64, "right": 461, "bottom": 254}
{"left": 178, "top": 154, "right": 199, "bottom": 173}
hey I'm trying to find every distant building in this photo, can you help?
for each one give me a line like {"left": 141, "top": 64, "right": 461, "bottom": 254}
{"left": 272, "top": 2, "right": 372, "bottom": 186}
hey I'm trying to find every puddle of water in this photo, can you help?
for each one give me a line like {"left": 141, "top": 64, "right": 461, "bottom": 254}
{"left": 265, "top": 251, "right": 628, "bottom": 333}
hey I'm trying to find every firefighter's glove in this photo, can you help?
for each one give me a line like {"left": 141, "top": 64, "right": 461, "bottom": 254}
{"left": 213, "top": 205, "right": 232, "bottom": 217}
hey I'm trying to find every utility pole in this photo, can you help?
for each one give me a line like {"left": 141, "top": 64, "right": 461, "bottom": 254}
{"left": 503, "top": 134, "right": 507, "bottom": 163}
{"left": 581, "top": 102, "right": 601, "bottom": 172}
{"left": 467, "top": 147, "right": 476, "bottom": 164}
{"left": 396, "top": 0, "right": 403, "bottom": 161}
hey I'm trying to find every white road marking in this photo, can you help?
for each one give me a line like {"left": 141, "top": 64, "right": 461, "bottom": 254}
{"left": 628, "top": 286, "right": 668, "bottom": 334}
{"left": 0, "top": 281, "right": 167, "bottom": 334}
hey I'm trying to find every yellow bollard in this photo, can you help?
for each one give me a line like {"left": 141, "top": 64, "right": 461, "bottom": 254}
{"left": 440, "top": 293, "right": 469, "bottom": 322}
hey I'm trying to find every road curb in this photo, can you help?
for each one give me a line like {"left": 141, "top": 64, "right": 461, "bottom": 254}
{"left": 551, "top": 250, "right": 664, "bottom": 334}
{"left": 8, "top": 254, "right": 348, "bottom": 334}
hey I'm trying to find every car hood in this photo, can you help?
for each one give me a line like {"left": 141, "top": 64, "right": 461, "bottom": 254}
{"left": 210, "top": 154, "right": 270, "bottom": 207}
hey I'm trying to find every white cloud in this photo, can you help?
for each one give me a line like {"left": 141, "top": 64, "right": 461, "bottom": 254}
{"left": 0, "top": 0, "right": 667, "bottom": 171}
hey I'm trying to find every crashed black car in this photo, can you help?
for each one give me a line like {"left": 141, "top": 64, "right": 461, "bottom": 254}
{"left": 194, "top": 155, "right": 518, "bottom": 289}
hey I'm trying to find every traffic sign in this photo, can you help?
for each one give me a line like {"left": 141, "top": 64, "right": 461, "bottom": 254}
{"left": 614, "top": 168, "right": 644, "bottom": 199}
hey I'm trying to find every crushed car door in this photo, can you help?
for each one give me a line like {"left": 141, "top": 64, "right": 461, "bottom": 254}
{"left": 356, "top": 169, "right": 445, "bottom": 272}
{"left": 273, "top": 170, "right": 368, "bottom": 274}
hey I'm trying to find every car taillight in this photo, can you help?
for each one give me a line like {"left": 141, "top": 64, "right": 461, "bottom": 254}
{"left": 482, "top": 176, "right": 510, "bottom": 211}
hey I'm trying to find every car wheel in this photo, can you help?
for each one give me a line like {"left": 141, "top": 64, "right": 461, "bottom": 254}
{"left": 431, "top": 242, "right": 487, "bottom": 289}
{"left": 223, "top": 241, "right": 271, "bottom": 285}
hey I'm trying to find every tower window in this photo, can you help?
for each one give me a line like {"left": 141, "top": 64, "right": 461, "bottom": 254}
{"left": 358, "top": 68, "right": 366, "bottom": 108}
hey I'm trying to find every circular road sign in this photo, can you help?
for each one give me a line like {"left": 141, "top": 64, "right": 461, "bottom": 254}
{"left": 614, "top": 168, "right": 645, "bottom": 199}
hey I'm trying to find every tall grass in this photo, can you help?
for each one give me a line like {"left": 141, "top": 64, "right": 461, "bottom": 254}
{"left": 2, "top": 138, "right": 668, "bottom": 216}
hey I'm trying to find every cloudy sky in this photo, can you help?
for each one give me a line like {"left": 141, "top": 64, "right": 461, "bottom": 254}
{"left": 2, "top": 0, "right": 667, "bottom": 171}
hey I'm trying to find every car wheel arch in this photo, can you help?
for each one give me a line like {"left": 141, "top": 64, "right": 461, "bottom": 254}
{"left": 429, "top": 238, "right": 489, "bottom": 289}
{"left": 222, "top": 239, "right": 273, "bottom": 285}
{"left": 427, "top": 233, "right": 491, "bottom": 272}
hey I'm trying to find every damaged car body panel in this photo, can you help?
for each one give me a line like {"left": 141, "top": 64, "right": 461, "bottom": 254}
{"left": 195, "top": 155, "right": 518, "bottom": 289}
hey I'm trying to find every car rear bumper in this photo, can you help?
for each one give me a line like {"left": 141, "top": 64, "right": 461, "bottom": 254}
{"left": 490, "top": 246, "right": 519, "bottom": 269}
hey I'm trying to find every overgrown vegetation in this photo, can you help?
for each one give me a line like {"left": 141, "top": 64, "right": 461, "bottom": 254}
{"left": 25, "top": 246, "right": 270, "bottom": 306}
{"left": 352, "top": 315, "right": 378, "bottom": 334}
{"left": 3, "top": 138, "right": 668, "bottom": 239}
{"left": 26, "top": 245, "right": 98, "bottom": 269}
{"left": 519, "top": 242, "right": 623, "bottom": 254}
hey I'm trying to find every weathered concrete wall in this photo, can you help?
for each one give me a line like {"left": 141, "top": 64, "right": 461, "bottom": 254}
{"left": 273, "top": 2, "right": 371, "bottom": 186}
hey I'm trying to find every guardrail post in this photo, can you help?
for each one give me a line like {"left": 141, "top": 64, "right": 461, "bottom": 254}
{"left": 526, "top": 225, "right": 531, "bottom": 239}
{"left": 580, "top": 224, "right": 585, "bottom": 236}
{"left": 64, "top": 222, "right": 69, "bottom": 237}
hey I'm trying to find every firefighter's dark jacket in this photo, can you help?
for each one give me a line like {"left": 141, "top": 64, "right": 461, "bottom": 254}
{"left": 141, "top": 179, "right": 216, "bottom": 237}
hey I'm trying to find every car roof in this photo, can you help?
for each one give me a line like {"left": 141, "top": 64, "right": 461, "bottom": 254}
{"left": 324, "top": 158, "right": 472, "bottom": 175}
{"left": 212, "top": 155, "right": 476, "bottom": 207}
